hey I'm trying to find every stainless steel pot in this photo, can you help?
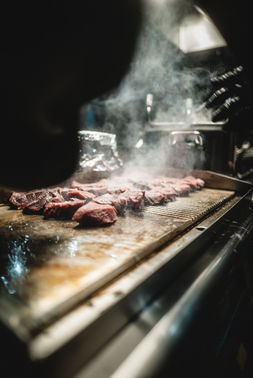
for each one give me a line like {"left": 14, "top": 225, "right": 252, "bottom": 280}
{"left": 168, "top": 125, "right": 236, "bottom": 173}
{"left": 135, "top": 124, "right": 236, "bottom": 175}
{"left": 141, "top": 93, "right": 237, "bottom": 174}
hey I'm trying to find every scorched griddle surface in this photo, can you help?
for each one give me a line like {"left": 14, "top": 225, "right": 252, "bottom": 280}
{"left": 0, "top": 188, "right": 234, "bottom": 330}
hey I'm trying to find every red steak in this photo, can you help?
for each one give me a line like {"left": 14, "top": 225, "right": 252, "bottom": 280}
{"left": 144, "top": 190, "right": 167, "bottom": 205}
{"left": 44, "top": 199, "right": 85, "bottom": 219}
{"left": 118, "top": 189, "right": 145, "bottom": 210}
{"left": 9, "top": 188, "right": 64, "bottom": 213}
{"left": 71, "top": 180, "right": 108, "bottom": 195}
{"left": 72, "top": 202, "right": 117, "bottom": 226}
{"left": 65, "top": 188, "right": 95, "bottom": 201}
{"left": 94, "top": 193, "right": 128, "bottom": 215}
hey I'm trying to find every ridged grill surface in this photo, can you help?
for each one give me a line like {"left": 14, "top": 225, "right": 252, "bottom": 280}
{"left": 0, "top": 187, "right": 235, "bottom": 330}
{"left": 145, "top": 188, "right": 231, "bottom": 222}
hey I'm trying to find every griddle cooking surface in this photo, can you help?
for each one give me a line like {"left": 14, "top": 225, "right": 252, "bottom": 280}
{"left": 0, "top": 188, "right": 234, "bottom": 330}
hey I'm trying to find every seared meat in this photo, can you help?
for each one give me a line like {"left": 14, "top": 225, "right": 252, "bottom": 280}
{"left": 9, "top": 191, "right": 28, "bottom": 209}
{"left": 184, "top": 176, "right": 205, "bottom": 188}
{"left": 63, "top": 188, "right": 95, "bottom": 201}
{"left": 71, "top": 179, "right": 132, "bottom": 195}
{"left": 170, "top": 183, "right": 191, "bottom": 196}
{"left": 152, "top": 186, "right": 177, "bottom": 201}
{"left": 71, "top": 180, "right": 109, "bottom": 195}
{"left": 94, "top": 193, "right": 127, "bottom": 215}
{"left": 9, "top": 174, "right": 205, "bottom": 227}
{"left": 180, "top": 176, "right": 205, "bottom": 190}
{"left": 119, "top": 190, "right": 145, "bottom": 210}
{"left": 195, "top": 178, "right": 205, "bottom": 188}
{"left": 144, "top": 190, "right": 167, "bottom": 205}
{"left": 72, "top": 202, "right": 117, "bottom": 226}
{"left": 9, "top": 188, "right": 64, "bottom": 213}
{"left": 44, "top": 199, "right": 85, "bottom": 219}
{"left": 128, "top": 179, "right": 153, "bottom": 190}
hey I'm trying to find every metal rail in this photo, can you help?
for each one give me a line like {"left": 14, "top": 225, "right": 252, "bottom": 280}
{"left": 111, "top": 213, "right": 253, "bottom": 378}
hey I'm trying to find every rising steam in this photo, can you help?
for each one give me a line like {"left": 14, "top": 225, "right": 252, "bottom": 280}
{"left": 79, "top": 0, "right": 227, "bottom": 173}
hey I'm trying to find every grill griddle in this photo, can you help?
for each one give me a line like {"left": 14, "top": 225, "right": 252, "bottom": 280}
{"left": 0, "top": 187, "right": 234, "bottom": 331}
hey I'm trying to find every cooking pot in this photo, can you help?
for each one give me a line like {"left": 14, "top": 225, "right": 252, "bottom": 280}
{"left": 134, "top": 124, "right": 236, "bottom": 175}
{"left": 140, "top": 93, "right": 237, "bottom": 174}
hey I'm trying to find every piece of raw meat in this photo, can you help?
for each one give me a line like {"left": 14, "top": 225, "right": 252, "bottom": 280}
{"left": 182, "top": 176, "right": 205, "bottom": 189}
{"left": 151, "top": 186, "right": 177, "bottom": 201}
{"left": 72, "top": 202, "right": 117, "bottom": 226}
{"left": 9, "top": 188, "right": 64, "bottom": 213}
{"left": 44, "top": 199, "right": 85, "bottom": 219}
{"left": 119, "top": 190, "right": 145, "bottom": 210}
{"left": 94, "top": 193, "right": 128, "bottom": 215}
{"left": 8, "top": 174, "right": 205, "bottom": 228}
{"left": 181, "top": 176, "right": 201, "bottom": 190}
{"left": 144, "top": 190, "right": 167, "bottom": 205}
{"left": 62, "top": 188, "right": 95, "bottom": 201}
{"left": 170, "top": 183, "right": 191, "bottom": 196}
{"left": 71, "top": 180, "right": 109, "bottom": 195}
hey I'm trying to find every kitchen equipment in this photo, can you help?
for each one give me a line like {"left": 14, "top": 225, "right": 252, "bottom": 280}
{"left": 0, "top": 182, "right": 234, "bottom": 330}
{"left": 65, "top": 130, "right": 123, "bottom": 184}
{"left": 135, "top": 125, "right": 236, "bottom": 174}
{"left": 139, "top": 93, "right": 237, "bottom": 174}
{"left": 0, "top": 170, "right": 252, "bottom": 378}
{"left": 78, "top": 130, "right": 123, "bottom": 172}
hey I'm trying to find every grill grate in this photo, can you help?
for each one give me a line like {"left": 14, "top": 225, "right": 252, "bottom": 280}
{"left": 0, "top": 187, "right": 235, "bottom": 331}
{"left": 144, "top": 188, "right": 234, "bottom": 222}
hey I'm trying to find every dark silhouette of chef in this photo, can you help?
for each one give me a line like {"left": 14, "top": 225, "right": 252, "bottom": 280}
{"left": 1, "top": 0, "right": 142, "bottom": 189}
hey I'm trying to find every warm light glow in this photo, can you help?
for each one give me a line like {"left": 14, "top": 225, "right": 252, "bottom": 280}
{"left": 179, "top": 8, "right": 226, "bottom": 53}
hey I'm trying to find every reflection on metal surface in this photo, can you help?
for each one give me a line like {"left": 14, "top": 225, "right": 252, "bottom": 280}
{"left": 67, "top": 240, "right": 78, "bottom": 257}
{"left": 111, "top": 211, "right": 253, "bottom": 378}
{"left": 1, "top": 236, "right": 31, "bottom": 295}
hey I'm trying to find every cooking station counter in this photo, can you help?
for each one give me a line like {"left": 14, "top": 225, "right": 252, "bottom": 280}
{"left": 74, "top": 189, "right": 253, "bottom": 378}
{"left": 1, "top": 171, "right": 253, "bottom": 378}
{"left": 83, "top": 194, "right": 253, "bottom": 378}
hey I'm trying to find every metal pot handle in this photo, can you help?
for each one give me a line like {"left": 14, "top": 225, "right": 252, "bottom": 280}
{"left": 168, "top": 130, "right": 204, "bottom": 149}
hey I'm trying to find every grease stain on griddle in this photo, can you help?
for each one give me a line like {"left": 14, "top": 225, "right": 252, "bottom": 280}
{"left": 25, "top": 263, "right": 95, "bottom": 297}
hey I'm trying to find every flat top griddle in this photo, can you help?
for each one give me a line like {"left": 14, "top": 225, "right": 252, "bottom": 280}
{"left": 0, "top": 184, "right": 235, "bottom": 332}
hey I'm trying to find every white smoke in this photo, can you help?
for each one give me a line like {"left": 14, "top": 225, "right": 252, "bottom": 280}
{"left": 79, "top": 0, "right": 227, "bottom": 173}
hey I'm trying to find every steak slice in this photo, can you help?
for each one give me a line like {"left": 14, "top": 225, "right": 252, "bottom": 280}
{"left": 106, "top": 184, "right": 132, "bottom": 194}
{"left": 170, "top": 183, "right": 191, "bottom": 196}
{"left": 195, "top": 178, "right": 205, "bottom": 188}
{"left": 128, "top": 178, "right": 153, "bottom": 190}
{"left": 9, "top": 188, "right": 64, "bottom": 213}
{"left": 119, "top": 190, "right": 145, "bottom": 210}
{"left": 65, "top": 188, "right": 95, "bottom": 201}
{"left": 71, "top": 179, "right": 131, "bottom": 196}
{"left": 71, "top": 180, "right": 108, "bottom": 195}
{"left": 9, "top": 191, "right": 30, "bottom": 209}
{"left": 144, "top": 190, "right": 167, "bottom": 205}
{"left": 149, "top": 177, "right": 178, "bottom": 187}
{"left": 94, "top": 193, "right": 127, "bottom": 215}
{"left": 182, "top": 176, "right": 205, "bottom": 189}
{"left": 72, "top": 202, "right": 117, "bottom": 226}
{"left": 44, "top": 199, "right": 85, "bottom": 219}
{"left": 181, "top": 176, "right": 200, "bottom": 190}
{"left": 154, "top": 187, "right": 177, "bottom": 201}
